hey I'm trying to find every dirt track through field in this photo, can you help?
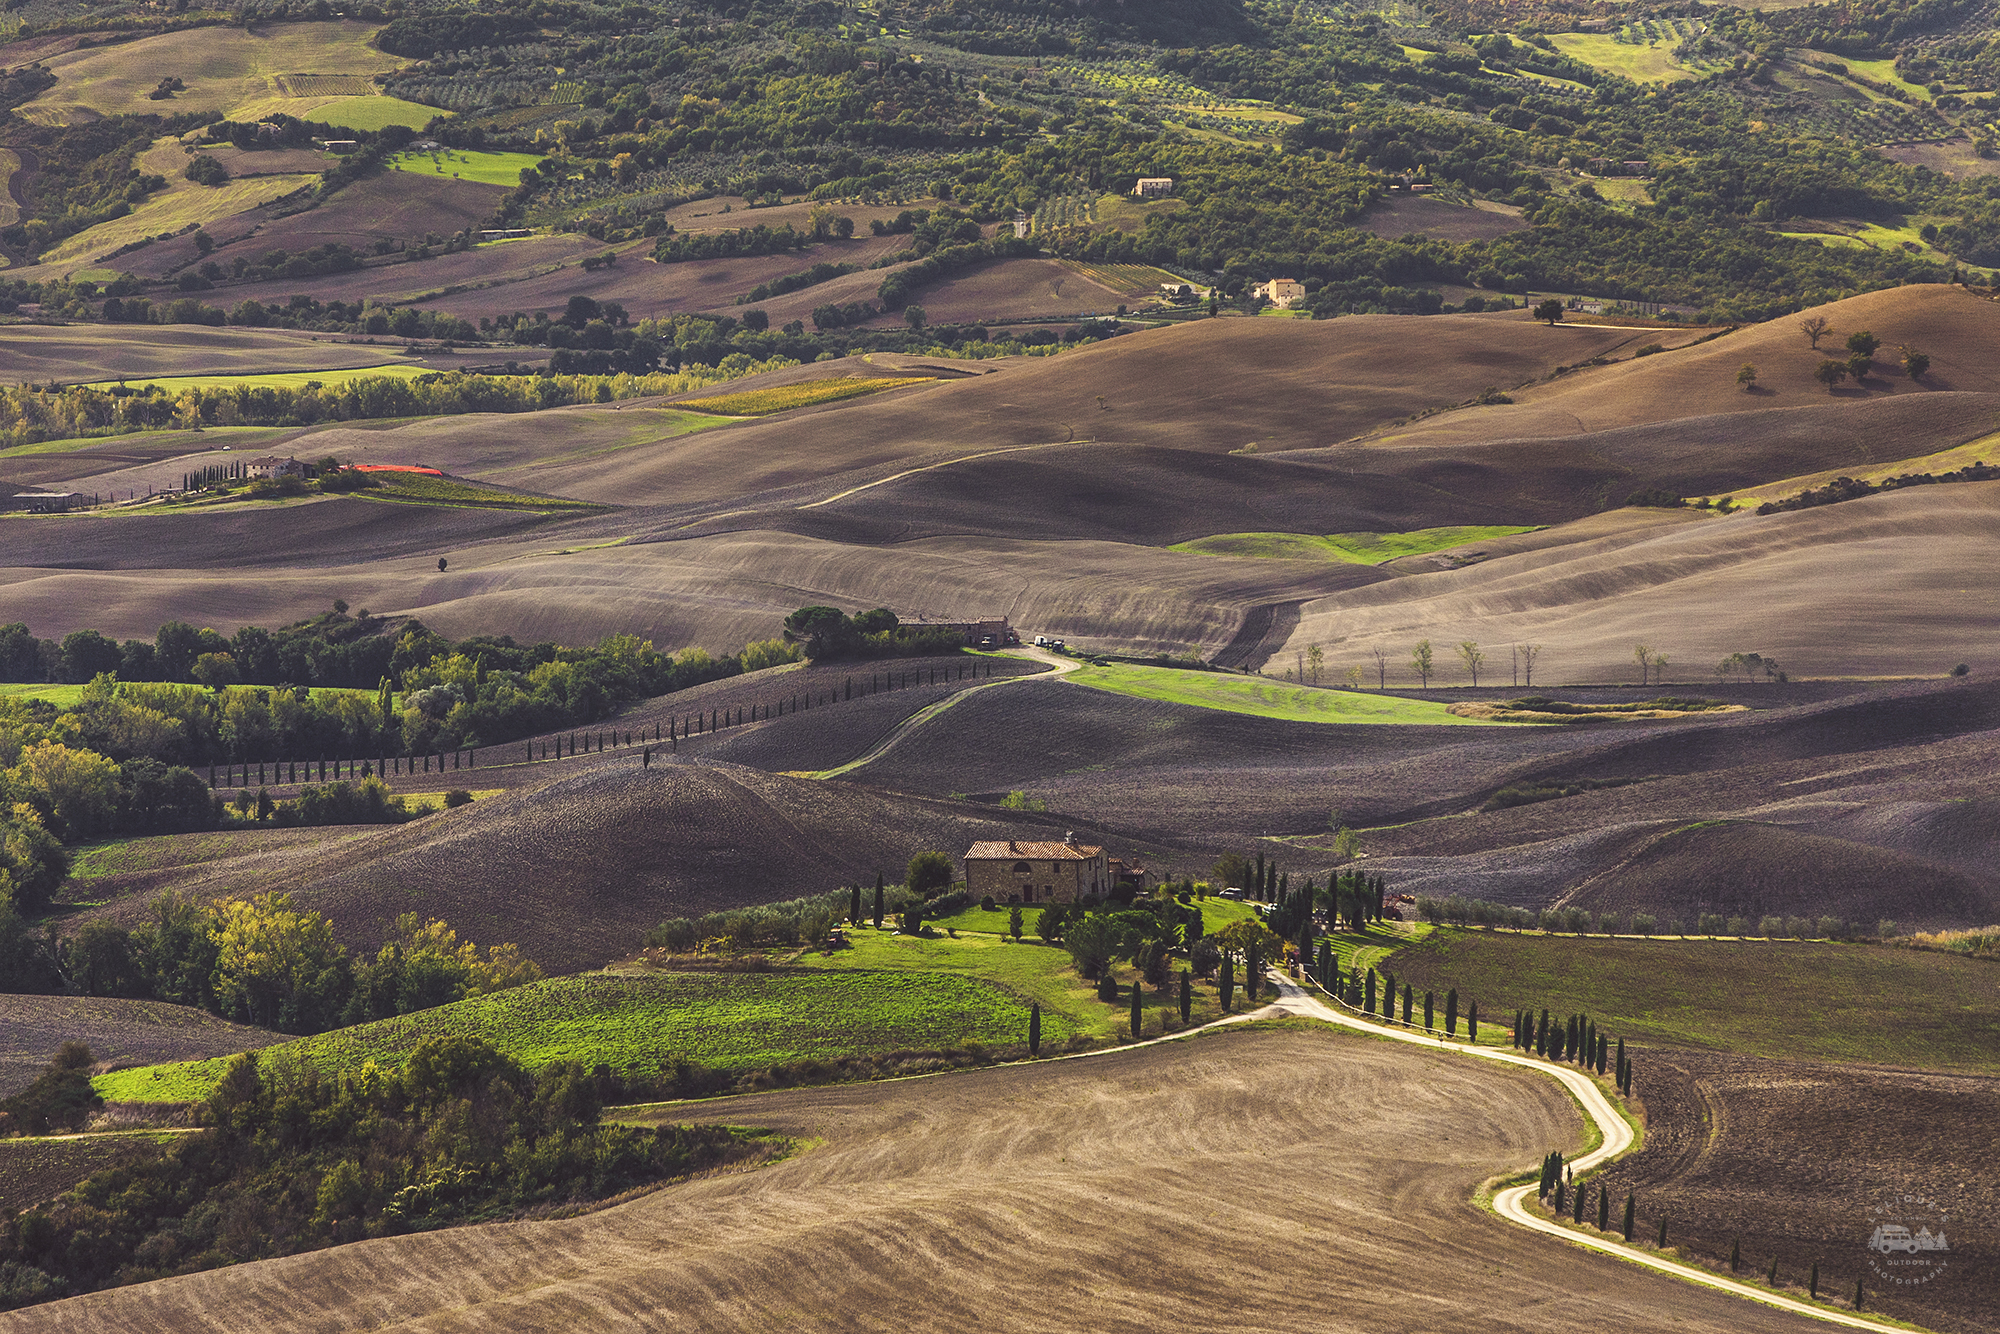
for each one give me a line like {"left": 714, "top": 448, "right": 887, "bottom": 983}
{"left": 3, "top": 1024, "right": 1857, "bottom": 1334}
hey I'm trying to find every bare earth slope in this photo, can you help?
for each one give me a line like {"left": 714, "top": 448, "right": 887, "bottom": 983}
{"left": 0, "top": 1027, "right": 1853, "bottom": 1334}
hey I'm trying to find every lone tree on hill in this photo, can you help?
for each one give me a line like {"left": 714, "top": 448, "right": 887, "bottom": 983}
{"left": 1457, "top": 641, "right": 1483, "bottom": 687}
{"left": 1814, "top": 360, "right": 1848, "bottom": 393}
{"left": 1633, "top": 643, "right": 1653, "bottom": 686}
{"left": 1370, "top": 645, "right": 1390, "bottom": 689}
{"left": 1799, "top": 315, "right": 1830, "bottom": 348}
{"left": 1519, "top": 642, "right": 1541, "bottom": 688}
{"left": 1901, "top": 346, "right": 1930, "bottom": 380}
{"left": 1411, "top": 640, "right": 1434, "bottom": 688}
{"left": 1737, "top": 363, "right": 1757, "bottom": 391}
{"left": 1533, "top": 298, "right": 1565, "bottom": 325}
{"left": 1845, "top": 329, "right": 1880, "bottom": 359}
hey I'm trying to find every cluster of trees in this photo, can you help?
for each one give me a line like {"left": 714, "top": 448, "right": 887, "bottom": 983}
{"left": 0, "top": 1036, "right": 747, "bottom": 1310}
{"left": 651, "top": 221, "right": 819, "bottom": 263}
{"left": 4, "top": 891, "right": 539, "bottom": 1035}
{"left": 1320, "top": 955, "right": 1471, "bottom": 1037}
{"left": 779, "top": 606, "right": 974, "bottom": 661}
{"left": 1754, "top": 462, "right": 1996, "bottom": 515}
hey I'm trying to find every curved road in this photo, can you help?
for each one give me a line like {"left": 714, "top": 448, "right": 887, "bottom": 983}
{"left": 1260, "top": 971, "right": 1913, "bottom": 1334}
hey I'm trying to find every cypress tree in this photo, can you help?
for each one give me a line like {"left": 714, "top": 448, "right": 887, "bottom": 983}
{"left": 1468, "top": 999, "right": 1478, "bottom": 1042}
{"left": 1254, "top": 850, "right": 1265, "bottom": 900}
{"left": 849, "top": 883, "right": 861, "bottom": 924}
{"left": 1622, "top": 1192, "right": 1635, "bottom": 1242}
{"left": 1445, "top": 988, "right": 1458, "bottom": 1036}
{"left": 1808, "top": 1261, "right": 1818, "bottom": 1299}
{"left": 1029, "top": 1002, "right": 1042, "bottom": 1055}
{"left": 1365, "top": 969, "right": 1376, "bottom": 1013}
{"left": 1220, "top": 956, "right": 1234, "bottom": 1011}
{"left": 1767, "top": 1257, "right": 1779, "bottom": 1286}
{"left": 1657, "top": 1217, "right": 1668, "bottom": 1247}
{"left": 1597, "top": 1186, "right": 1609, "bottom": 1231}
{"left": 1553, "top": 1178, "right": 1566, "bottom": 1214}
{"left": 1179, "top": 969, "right": 1191, "bottom": 1023}
{"left": 1537, "top": 1009, "right": 1550, "bottom": 1055}
{"left": 1402, "top": 983, "right": 1412, "bottom": 1024}
{"left": 1424, "top": 990, "right": 1434, "bottom": 1029}
{"left": 1730, "top": 1239, "right": 1740, "bottom": 1272}
{"left": 1572, "top": 1178, "right": 1586, "bottom": 1223}
{"left": 1246, "top": 947, "right": 1260, "bottom": 1003}
{"left": 1130, "top": 977, "right": 1142, "bottom": 1037}
{"left": 872, "top": 875, "right": 885, "bottom": 930}
{"left": 1853, "top": 1278, "right": 1863, "bottom": 1309}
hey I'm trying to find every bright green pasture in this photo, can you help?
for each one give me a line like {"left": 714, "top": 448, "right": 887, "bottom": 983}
{"left": 87, "top": 364, "right": 426, "bottom": 392}
{"left": 0, "top": 683, "right": 87, "bottom": 706}
{"left": 389, "top": 148, "right": 543, "bottom": 186}
{"left": 1548, "top": 33, "right": 1696, "bottom": 83}
{"left": 94, "top": 967, "right": 1070, "bottom": 1103}
{"left": 1064, "top": 664, "right": 1516, "bottom": 726}
{"left": 1832, "top": 56, "right": 1934, "bottom": 101}
{"left": 358, "top": 471, "right": 600, "bottom": 512}
{"left": 1171, "top": 525, "right": 1537, "bottom": 565}
{"left": 304, "top": 96, "right": 446, "bottom": 131}
{"left": 932, "top": 894, "right": 1257, "bottom": 940}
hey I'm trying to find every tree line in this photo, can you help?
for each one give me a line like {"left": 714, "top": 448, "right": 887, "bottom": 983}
{"left": 0, "top": 1034, "right": 751, "bottom": 1311}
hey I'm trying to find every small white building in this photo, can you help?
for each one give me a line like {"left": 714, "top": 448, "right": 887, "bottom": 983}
{"left": 1013, "top": 209, "right": 1030, "bottom": 239}
{"left": 1132, "top": 177, "right": 1174, "bottom": 197}
{"left": 244, "top": 456, "right": 304, "bottom": 480}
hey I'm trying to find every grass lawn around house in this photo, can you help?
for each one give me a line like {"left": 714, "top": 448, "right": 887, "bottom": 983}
{"left": 1063, "top": 663, "right": 1520, "bottom": 727}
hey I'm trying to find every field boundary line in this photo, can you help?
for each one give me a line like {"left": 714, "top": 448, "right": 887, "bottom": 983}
{"left": 1267, "top": 972, "right": 1922, "bottom": 1334}
{"left": 796, "top": 438, "right": 1095, "bottom": 510}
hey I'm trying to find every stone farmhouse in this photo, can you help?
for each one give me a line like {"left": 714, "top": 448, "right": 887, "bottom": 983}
{"left": 1132, "top": 177, "right": 1174, "bottom": 197}
{"left": 963, "top": 836, "right": 1109, "bottom": 904}
{"left": 1254, "top": 278, "right": 1306, "bottom": 309}
{"left": 245, "top": 456, "right": 305, "bottom": 480}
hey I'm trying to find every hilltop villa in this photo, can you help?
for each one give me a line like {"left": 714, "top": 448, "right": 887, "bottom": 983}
{"left": 1254, "top": 278, "right": 1306, "bottom": 309}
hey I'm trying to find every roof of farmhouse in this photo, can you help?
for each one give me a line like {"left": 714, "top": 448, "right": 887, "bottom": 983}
{"left": 966, "top": 840, "right": 1103, "bottom": 860}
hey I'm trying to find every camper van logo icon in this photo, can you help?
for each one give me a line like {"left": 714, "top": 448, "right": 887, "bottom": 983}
{"left": 1866, "top": 1195, "right": 1951, "bottom": 1287}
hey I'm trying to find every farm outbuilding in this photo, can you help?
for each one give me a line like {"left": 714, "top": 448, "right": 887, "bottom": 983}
{"left": 964, "top": 837, "right": 1108, "bottom": 904}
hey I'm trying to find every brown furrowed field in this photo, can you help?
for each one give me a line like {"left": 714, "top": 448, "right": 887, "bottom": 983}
{"left": 0, "top": 325, "right": 424, "bottom": 383}
{"left": 843, "top": 257, "right": 1129, "bottom": 327}
{"left": 1357, "top": 194, "right": 1531, "bottom": 242}
{"left": 1590, "top": 1049, "right": 1999, "bottom": 1334}
{"left": 0, "top": 1027, "right": 1870, "bottom": 1334}
{"left": 0, "top": 996, "right": 275, "bottom": 1097}
{"left": 55, "top": 759, "right": 1153, "bottom": 973}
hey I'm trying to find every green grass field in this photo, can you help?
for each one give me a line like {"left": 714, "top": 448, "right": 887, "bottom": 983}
{"left": 1382, "top": 930, "right": 2000, "bottom": 1073}
{"left": 0, "top": 683, "right": 87, "bottom": 706}
{"left": 19, "top": 21, "right": 403, "bottom": 126}
{"left": 358, "top": 471, "right": 600, "bottom": 512}
{"left": 95, "top": 967, "right": 1072, "bottom": 1103}
{"left": 389, "top": 148, "right": 542, "bottom": 185}
{"left": 1171, "top": 525, "right": 1538, "bottom": 565}
{"left": 930, "top": 894, "right": 1259, "bottom": 942}
{"left": 1063, "top": 663, "right": 1517, "bottom": 726}
{"left": 301, "top": 96, "right": 445, "bottom": 131}
{"left": 87, "top": 364, "right": 427, "bottom": 392}
{"left": 1549, "top": 33, "right": 1697, "bottom": 83}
